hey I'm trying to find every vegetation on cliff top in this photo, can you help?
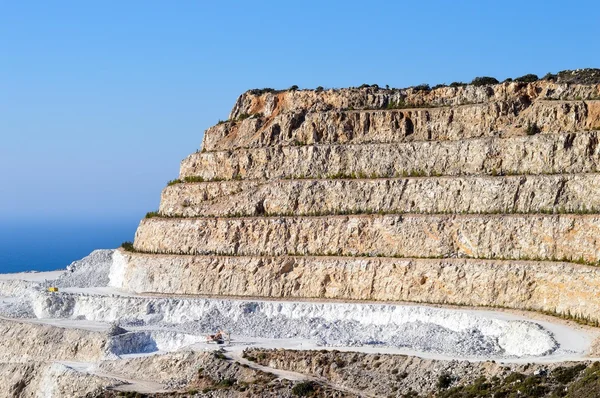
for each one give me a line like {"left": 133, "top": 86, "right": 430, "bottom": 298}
{"left": 245, "top": 68, "right": 600, "bottom": 95}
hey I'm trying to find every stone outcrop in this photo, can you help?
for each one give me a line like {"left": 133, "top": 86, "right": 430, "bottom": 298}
{"left": 160, "top": 174, "right": 600, "bottom": 217}
{"left": 123, "top": 76, "right": 600, "bottom": 323}
{"left": 0, "top": 319, "right": 107, "bottom": 362}
{"left": 181, "top": 132, "right": 600, "bottom": 180}
{"left": 204, "top": 100, "right": 600, "bottom": 151}
{"left": 121, "top": 252, "right": 600, "bottom": 321}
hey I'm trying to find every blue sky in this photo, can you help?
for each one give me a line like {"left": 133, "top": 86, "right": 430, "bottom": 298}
{"left": 1, "top": 1, "right": 599, "bottom": 224}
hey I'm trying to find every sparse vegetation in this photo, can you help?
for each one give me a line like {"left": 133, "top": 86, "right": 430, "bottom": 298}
{"left": 525, "top": 121, "right": 541, "bottom": 135}
{"left": 437, "top": 363, "right": 600, "bottom": 398}
{"left": 120, "top": 241, "right": 134, "bottom": 252}
{"left": 412, "top": 84, "right": 431, "bottom": 92}
{"left": 216, "top": 377, "right": 236, "bottom": 388}
{"left": 385, "top": 99, "right": 435, "bottom": 110}
{"left": 471, "top": 76, "right": 499, "bottom": 86}
{"left": 437, "top": 372, "right": 453, "bottom": 389}
{"left": 145, "top": 211, "right": 159, "bottom": 219}
{"left": 515, "top": 73, "right": 539, "bottom": 83}
{"left": 184, "top": 176, "right": 206, "bottom": 183}
{"left": 248, "top": 88, "right": 277, "bottom": 95}
{"left": 553, "top": 364, "right": 586, "bottom": 384}
{"left": 236, "top": 113, "right": 251, "bottom": 121}
{"left": 291, "top": 381, "right": 316, "bottom": 396}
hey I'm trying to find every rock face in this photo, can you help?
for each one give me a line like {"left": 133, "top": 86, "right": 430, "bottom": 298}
{"left": 124, "top": 78, "right": 600, "bottom": 323}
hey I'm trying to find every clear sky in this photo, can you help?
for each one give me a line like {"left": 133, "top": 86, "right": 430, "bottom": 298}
{"left": 1, "top": 0, "right": 599, "bottom": 224}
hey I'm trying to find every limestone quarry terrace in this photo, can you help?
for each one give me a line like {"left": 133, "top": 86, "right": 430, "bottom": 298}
{"left": 114, "top": 72, "right": 600, "bottom": 331}
{"left": 0, "top": 250, "right": 596, "bottom": 363}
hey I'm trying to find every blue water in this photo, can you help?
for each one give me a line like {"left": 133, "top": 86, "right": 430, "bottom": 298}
{"left": 0, "top": 218, "right": 140, "bottom": 274}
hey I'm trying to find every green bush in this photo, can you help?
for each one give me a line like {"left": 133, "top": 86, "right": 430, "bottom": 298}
{"left": 315, "top": 86, "right": 324, "bottom": 92}
{"left": 449, "top": 82, "right": 467, "bottom": 87}
{"left": 120, "top": 242, "right": 134, "bottom": 252}
{"left": 248, "top": 88, "right": 276, "bottom": 95}
{"left": 292, "top": 381, "right": 316, "bottom": 396}
{"left": 471, "top": 76, "right": 499, "bottom": 86}
{"left": 525, "top": 121, "right": 541, "bottom": 135}
{"left": 145, "top": 211, "right": 159, "bottom": 219}
{"left": 167, "top": 179, "right": 182, "bottom": 186}
{"left": 437, "top": 372, "right": 453, "bottom": 389}
{"left": 288, "top": 85, "right": 299, "bottom": 91}
{"left": 553, "top": 364, "right": 587, "bottom": 384}
{"left": 183, "top": 176, "right": 205, "bottom": 183}
{"left": 413, "top": 83, "right": 431, "bottom": 92}
{"left": 515, "top": 73, "right": 539, "bottom": 83}
{"left": 217, "top": 378, "right": 236, "bottom": 388}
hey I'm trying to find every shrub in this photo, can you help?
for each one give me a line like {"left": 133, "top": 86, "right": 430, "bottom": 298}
{"left": 543, "top": 72, "right": 557, "bottom": 81}
{"left": 437, "top": 373, "right": 453, "bottom": 389}
{"left": 553, "top": 364, "right": 587, "bottom": 384}
{"left": 432, "top": 83, "right": 447, "bottom": 89}
{"left": 386, "top": 99, "right": 407, "bottom": 109}
{"left": 292, "top": 381, "right": 316, "bottom": 396}
{"left": 236, "top": 113, "right": 250, "bottom": 121}
{"left": 315, "top": 86, "right": 324, "bottom": 92}
{"left": 288, "top": 85, "right": 299, "bottom": 91}
{"left": 145, "top": 211, "right": 159, "bottom": 219}
{"left": 471, "top": 76, "right": 499, "bottom": 86}
{"left": 120, "top": 242, "right": 134, "bottom": 252}
{"left": 449, "top": 81, "right": 467, "bottom": 87}
{"left": 167, "top": 179, "right": 182, "bottom": 186}
{"left": 217, "top": 378, "right": 236, "bottom": 388}
{"left": 248, "top": 88, "right": 276, "bottom": 95}
{"left": 359, "top": 84, "right": 370, "bottom": 89}
{"left": 525, "top": 121, "right": 541, "bottom": 135}
{"left": 515, "top": 73, "right": 539, "bottom": 83}
{"left": 413, "top": 83, "right": 431, "bottom": 92}
{"left": 183, "top": 176, "right": 205, "bottom": 183}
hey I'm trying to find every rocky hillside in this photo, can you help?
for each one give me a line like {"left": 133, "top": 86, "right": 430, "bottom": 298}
{"left": 118, "top": 70, "right": 600, "bottom": 327}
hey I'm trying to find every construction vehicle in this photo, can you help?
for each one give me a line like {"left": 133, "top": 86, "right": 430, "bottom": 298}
{"left": 206, "top": 330, "right": 230, "bottom": 345}
{"left": 48, "top": 287, "right": 59, "bottom": 292}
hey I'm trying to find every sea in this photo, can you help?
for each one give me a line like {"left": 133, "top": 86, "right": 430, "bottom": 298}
{"left": 0, "top": 218, "right": 140, "bottom": 274}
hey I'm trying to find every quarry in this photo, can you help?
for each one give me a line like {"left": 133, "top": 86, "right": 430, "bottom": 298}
{"left": 4, "top": 71, "right": 600, "bottom": 397}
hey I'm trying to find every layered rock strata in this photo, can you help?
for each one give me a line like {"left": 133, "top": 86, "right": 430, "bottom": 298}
{"left": 125, "top": 78, "right": 600, "bottom": 322}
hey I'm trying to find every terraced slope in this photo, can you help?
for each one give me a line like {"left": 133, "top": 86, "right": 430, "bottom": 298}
{"left": 122, "top": 78, "right": 600, "bottom": 324}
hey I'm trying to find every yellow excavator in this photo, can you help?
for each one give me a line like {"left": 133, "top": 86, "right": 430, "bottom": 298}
{"left": 206, "top": 330, "right": 230, "bottom": 345}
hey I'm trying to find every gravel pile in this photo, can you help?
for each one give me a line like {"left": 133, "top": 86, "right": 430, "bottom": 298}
{"left": 0, "top": 298, "right": 35, "bottom": 318}
{"left": 36, "top": 292, "right": 557, "bottom": 359}
{"left": 54, "top": 249, "right": 114, "bottom": 288}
